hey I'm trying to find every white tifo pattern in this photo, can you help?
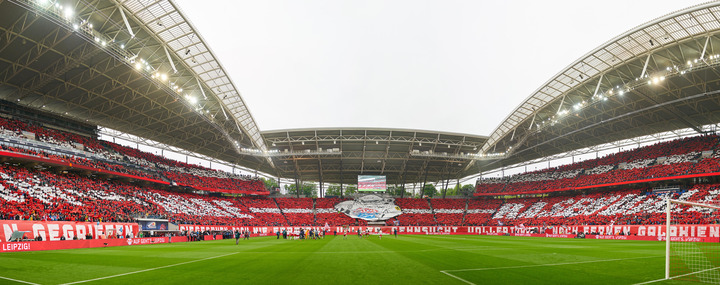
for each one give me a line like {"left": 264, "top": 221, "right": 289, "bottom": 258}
{"left": 668, "top": 199, "right": 720, "bottom": 284}
{"left": 485, "top": 189, "right": 720, "bottom": 222}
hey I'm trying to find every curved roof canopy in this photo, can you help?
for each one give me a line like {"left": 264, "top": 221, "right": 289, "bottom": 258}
{"left": 480, "top": 2, "right": 720, "bottom": 170}
{"left": 5, "top": 0, "right": 720, "bottom": 186}
{"left": 0, "top": 0, "right": 271, "bottom": 170}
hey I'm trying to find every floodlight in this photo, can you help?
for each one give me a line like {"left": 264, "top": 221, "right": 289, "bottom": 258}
{"left": 64, "top": 6, "right": 73, "bottom": 18}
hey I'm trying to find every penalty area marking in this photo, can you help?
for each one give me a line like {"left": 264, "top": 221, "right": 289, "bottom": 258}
{"left": 0, "top": 275, "right": 41, "bottom": 285}
{"left": 59, "top": 252, "right": 239, "bottom": 285}
{"left": 632, "top": 266, "right": 720, "bottom": 285}
{"left": 440, "top": 256, "right": 661, "bottom": 285}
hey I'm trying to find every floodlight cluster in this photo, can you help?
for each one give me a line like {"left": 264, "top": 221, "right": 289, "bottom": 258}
{"left": 26, "top": 0, "right": 268, "bottom": 157}
{"left": 533, "top": 54, "right": 720, "bottom": 132}
{"left": 31, "top": 0, "right": 211, "bottom": 115}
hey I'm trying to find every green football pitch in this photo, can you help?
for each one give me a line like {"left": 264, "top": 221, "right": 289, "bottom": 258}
{"left": 0, "top": 235, "right": 705, "bottom": 284}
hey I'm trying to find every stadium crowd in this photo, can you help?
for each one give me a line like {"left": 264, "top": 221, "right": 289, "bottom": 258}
{"left": 477, "top": 134, "right": 720, "bottom": 194}
{"left": 0, "top": 160, "right": 719, "bottom": 227}
{"left": 0, "top": 116, "right": 265, "bottom": 194}
{"left": 0, "top": 115, "right": 719, "bottom": 228}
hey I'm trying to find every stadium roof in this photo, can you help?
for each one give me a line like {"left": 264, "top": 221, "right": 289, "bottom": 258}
{"left": 4, "top": 0, "right": 720, "bottom": 185}
{"left": 477, "top": 1, "right": 720, "bottom": 172}
{"left": 261, "top": 128, "right": 487, "bottom": 185}
{"left": 0, "top": 0, "right": 271, "bottom": 171}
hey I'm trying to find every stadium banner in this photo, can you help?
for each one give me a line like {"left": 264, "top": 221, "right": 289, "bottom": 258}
{"left": 178, "top": 224, "right": 273, "bottom": 237}
{"left": 586, "top": 234, "right": 717, "bottom": 242}
{"left": 467, "top": 224, "right": 720, "bottom": 240}
{"left": 334, "top": 195, "right": 402, "bottom": 221}
{"left": 357, "top": 175, "right": 387, "bottom": 192}
{"left": 180, "top": 225, "right": 465, "bottom": 236}
{"left": 180, "top": 224, "right": 720, "bottom": 242}
{"left": 0, "top": 220, "right": 139, "bottom": 242}
{"left": 0, "top": 237, "right": 168, "bottom": 253}
{"left": 170, "top": 236, "right": 188, "bottom": 243}
{"left": 199, "top": 235, "right": 225, "bottom": 240}
{"left": 483, "top": 233, "right": 718, "bottom": 242}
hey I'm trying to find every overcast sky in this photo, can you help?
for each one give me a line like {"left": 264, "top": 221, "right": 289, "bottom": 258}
{"left": 174, "top": 0, "right": 709, "bottom": 136}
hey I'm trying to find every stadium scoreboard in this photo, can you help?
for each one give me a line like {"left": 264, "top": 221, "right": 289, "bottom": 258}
{"left": 357, "top": 175, "right": 386, "bottom": 192}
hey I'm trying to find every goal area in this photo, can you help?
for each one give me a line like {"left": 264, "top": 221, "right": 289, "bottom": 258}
{"left": 666, "top": 198, "right": 720, "bottom": 283}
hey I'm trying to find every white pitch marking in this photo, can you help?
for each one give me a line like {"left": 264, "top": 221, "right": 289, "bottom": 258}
{"left": 632, "top": 266, "right": 720, "bottom": 285}
{"left": 443, "top": 255, "right": 659, "bottom": 273}
{"left": 440, "top": 255, "right": 660, "bottom": 284}
{"left": 59, "top": 252, "right": 239, "bottom": 285}
{"left": 0, "top": 275, "right": 41, "bottom": 285}
{"left": 440, "top": 270, "right": 476, "bottom": 285}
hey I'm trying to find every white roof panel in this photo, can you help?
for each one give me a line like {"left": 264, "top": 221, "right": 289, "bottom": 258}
{"left": 482, "top": 2, "right": 720, "bottom": 154}
{"left": 120, "top": 0, "right": 267, "bottom": 153}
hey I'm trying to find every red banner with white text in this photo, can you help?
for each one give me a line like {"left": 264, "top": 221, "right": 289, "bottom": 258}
{"left": 0, "top": 237, "right": 168, "bottom": 253}
{"left": 0, "top": 220, "right": 139, "bottom": 242}
{"left": 179, "top": 224, "right": 720, "bottom": 241}
{"left": 465, "top": 224, "right": 720, "bottom": 240}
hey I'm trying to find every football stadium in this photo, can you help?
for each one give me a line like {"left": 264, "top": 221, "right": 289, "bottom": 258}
{"left": 3, "top": 0, "right": 720, "bottom": 284}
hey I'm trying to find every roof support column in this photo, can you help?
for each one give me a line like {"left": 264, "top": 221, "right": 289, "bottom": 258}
{"left": 118, "top": 6, "right": 135, "bottom": 39}
{"left": 640, "top": 54, "right": 652, "bottom": 78}
{"left": 528, "top": 113, "right": 536, "bottom": 130}
{"left": 164, "top": 46, "right": 177, "bottom": 73}
{"left": 318, "top": 159, "right": 323, "bottom": 197}
{"left": 197, "top": 78, "right": 208, "bottom": 100}
{"left": 593, "top": 74, "right": 604, "bottom": 97}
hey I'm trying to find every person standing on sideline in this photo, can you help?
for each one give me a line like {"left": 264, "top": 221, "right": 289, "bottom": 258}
{"left": 276, "top": 230, "right": 280, "bottom": 239}
{"left": 234, "top": 230, "right": 240, "bottom": 245}
{"left": 393, "top": 228, "right": 398, "bottom": 238}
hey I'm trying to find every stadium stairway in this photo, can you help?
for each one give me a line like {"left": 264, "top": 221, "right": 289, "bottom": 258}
{"left": 461, "top": 200, "right": 468, "bottom": 225}
{"left": 272, "top": 198, "right": 290, "bottom": 225}
{"left": 312, "top": 199, "right": 317, "bottom": 225}
{"left": 428, "top": 199, "right": 439, "bottom": 225}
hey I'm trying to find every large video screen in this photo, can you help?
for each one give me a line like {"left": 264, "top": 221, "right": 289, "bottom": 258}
{"left": 358, "top": 175, "right": 386, "bottom": 192}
